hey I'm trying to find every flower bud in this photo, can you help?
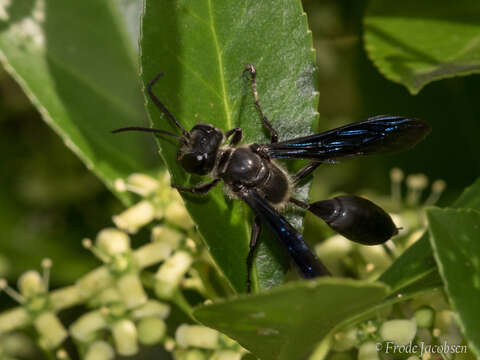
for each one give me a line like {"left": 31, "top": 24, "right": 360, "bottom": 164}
{"left": 126, "top": 173, "right": 159, "bottom": 196}
{"left": 114, "top": 178, "right": 127, "bottom": 192}
{"left": 34, "top": 312, "right": 67, "bottom": 349}
{"left": 414, "top": 306, "right": 435, "bottom": 329}
{"left": 76, "top": 267, "right": 113, "bottom": 300}
{"left": 133, "top": 242, "right": 173, "bottom": 268}
{"left": 56, "top": 349, "right": 70, "bottom": 359}
{"left": 406, "top": 174, "right": 428, "bottom": 190}
{"left": 185, "top": 350, "right": 207, "bottom": 360}
{"left": 357, "top": 245, "right": 391, "bottom": 275}
{"left": 151, "top": 225, "right": 184, "bottom": 248}
{"left": 434, "top": 310, "right": 463, "bottom": 346}
{"left": 112, "top": 319, "right": 138, "bottom": 356}
{"left": 332, "top": 327, "right": 358, "bottom": 352}
{"left": 70, "top": 311, "right": 107, "bottom": 342}
{"left": 358, "top": 341, "right": 379, "bottom": 360}
{"left": 18, "top": 271, "right": 44, "bottom": 297}
{"left": 113, "top": 200, "right": 155, "bottom": 234}
{"left": 96, "top": 229, "right": 130, "bottom": 256}
{"left": 380, "top": 319, "right": 417, "bottom": 345}
{"left": 85, "top": 341, "right": 115, "bottom": 360}
{"left": 137, "top": 317, "right": 166, "bottom": 345}
{"left": 92, "top": 287, "right": 122, "bottom": 306}
{"left": 164, "top": 337, "right": 176, "bottom": 352}
{"left": 0, "top": 308, "right": 30, "bottom": 333}
{"left": 155, "top": 251, "right": 192, "bottom": 299}
{"left": 132, "top": 300, "right": 170, "bottom": 320}
{"left": 164, "top": 202, "right": 194, "bottom": 230}
{"left": 116, "top": 273, "right": 147, "bottom": 309}
{"left": 175, "top": 324, "right": 219, "bottom": 349}
{"left": 315, "top": 235, "right": 353, "bottom": 261}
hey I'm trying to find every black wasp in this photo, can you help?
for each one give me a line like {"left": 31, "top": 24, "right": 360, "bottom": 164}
{"left": 113, "top": 65, "right": 430, "bottom": 291}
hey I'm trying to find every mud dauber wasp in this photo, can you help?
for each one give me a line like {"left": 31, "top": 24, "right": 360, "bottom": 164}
{"left": 113, "top": 65, "right": 430, "bottom": 291}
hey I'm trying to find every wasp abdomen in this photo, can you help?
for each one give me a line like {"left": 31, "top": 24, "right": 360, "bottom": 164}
{"left": 309, "top": 195, "right": 398, "bottom": 245}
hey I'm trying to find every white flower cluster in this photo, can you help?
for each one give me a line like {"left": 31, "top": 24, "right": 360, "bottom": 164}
{"left": 327, "top": 287, "right": 470, "bottom": 360}
{"left": 0, "top": 172, "right": 244, "bottom": 360}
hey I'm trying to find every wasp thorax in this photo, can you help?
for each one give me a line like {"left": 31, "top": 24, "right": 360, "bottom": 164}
{"left": 177, "top": 123, "right": 223, "bottom": 175}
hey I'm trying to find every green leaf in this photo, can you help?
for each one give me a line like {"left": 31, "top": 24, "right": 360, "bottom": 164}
{"left": 427, "top": 207, "right": 480, "bottom": 357}
{"left": 364, "top": 1, "right": 480, "bottom": 94}
{"left": 0, "top": 0, "right": 158, "bottom": 204}
{"left": 141, "top": 0, "right": 318, "bottom": 292}
{"left": 194, "top": 278, "right": 389, "bottom": 360}
{"left": 380, "top": 177, "right": 480, "bottom": 295}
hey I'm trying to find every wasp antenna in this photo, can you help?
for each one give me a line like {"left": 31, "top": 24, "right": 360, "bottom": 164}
{"left": 112, "top": 126, "right": 187, "bottom": 144}
{"left": 147, "top": 73, "right": 190, "bottom": 138}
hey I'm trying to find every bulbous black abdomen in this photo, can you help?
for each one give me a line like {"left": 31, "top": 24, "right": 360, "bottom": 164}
{"left": 309, "top": 195, "right": 398, "bottom": 245}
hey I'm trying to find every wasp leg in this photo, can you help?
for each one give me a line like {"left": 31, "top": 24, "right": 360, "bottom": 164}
{"left": 293, "top": 161, "right": 323, "bottom": 185}
{"left": 243, "top": 64, "right": 279, "bottom": 143}
{"left": 171, "top": 179, "right": 220, "bottom": 195}
{"left": 246, "top": 215, "right": 262, "bottom": 293}
{"left": 289, "top": 197, "right": 309, "bottom": 209}
{"left": 225, "top": 127, "right": 243, "bottom": 146}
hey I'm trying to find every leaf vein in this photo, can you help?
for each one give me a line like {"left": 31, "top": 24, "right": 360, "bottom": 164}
{"left": 207, "top": 0, "right": 232, "bottom": 129}
{"left": 163, "top": 46, "right": 224, "bottom": 101}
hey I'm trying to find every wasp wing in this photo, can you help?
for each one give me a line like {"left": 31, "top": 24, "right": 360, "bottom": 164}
{"left": 239, "top": 189, "right": 330, "bottom": 279}
{"left": 262, "top": 116, "right": 431, "bottom": 160}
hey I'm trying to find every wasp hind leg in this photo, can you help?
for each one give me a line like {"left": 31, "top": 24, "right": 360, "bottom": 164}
{"left": 293, "top": 161, "right": 323, "bottom": 185}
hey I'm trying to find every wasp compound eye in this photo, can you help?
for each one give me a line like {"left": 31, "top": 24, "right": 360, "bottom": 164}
{"left": 308, "top": 195, "right": 398, "bottom": 245}
{"left": 177, "top": 150, "right": 212, "bottom": 175}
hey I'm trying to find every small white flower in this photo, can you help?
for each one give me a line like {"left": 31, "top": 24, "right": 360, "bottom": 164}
{"left": 175, "top": 324, "right": 219, "bottom": 349}
{"left": 380, "top": 318, "right": 417, "bottom": 346}
{"left": 112, "top": 319, "right": 138, "bottom": 356}
{"left": 113, "top": 200, "right": 155, "bottom": 234}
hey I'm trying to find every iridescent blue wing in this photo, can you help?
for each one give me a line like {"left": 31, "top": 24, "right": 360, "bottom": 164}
{"left": 240, "top": 189, "right": 330, "bottom": 279}
{"left": 262, "top": 116, "right": 431, "bottom": 160}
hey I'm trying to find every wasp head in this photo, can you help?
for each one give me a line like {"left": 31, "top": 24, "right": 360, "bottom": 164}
{"left": 177, "top": 123, "right": 223, "bottom": 175}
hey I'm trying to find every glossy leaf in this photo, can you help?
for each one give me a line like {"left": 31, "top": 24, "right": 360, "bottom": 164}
{"left": 380, "top": 177, "right": 480, "bottom": 295}
{"left": 364, "top": 1, "right": 480, "bottom": 94}
{"left": 194, "top": 278, "right": 389, "bottom": 360}
{"left": 0, "top": 0, "right": 157, "bottom": 204}
{"left": 141, "top": 0, "right": 318, "bottom": 292}
{"left": 427, "top": 207, "right": 480, "bottom": 357}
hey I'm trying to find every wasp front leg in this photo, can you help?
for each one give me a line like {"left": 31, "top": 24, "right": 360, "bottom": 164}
{"left": 171, "top": 179, "right": 221, "bottom": 195}
{"left": 225, "top": 127, "right": 243, "bottom": 146}
{"left": 244, "top": 64, "right": 279, "bottom": 143}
